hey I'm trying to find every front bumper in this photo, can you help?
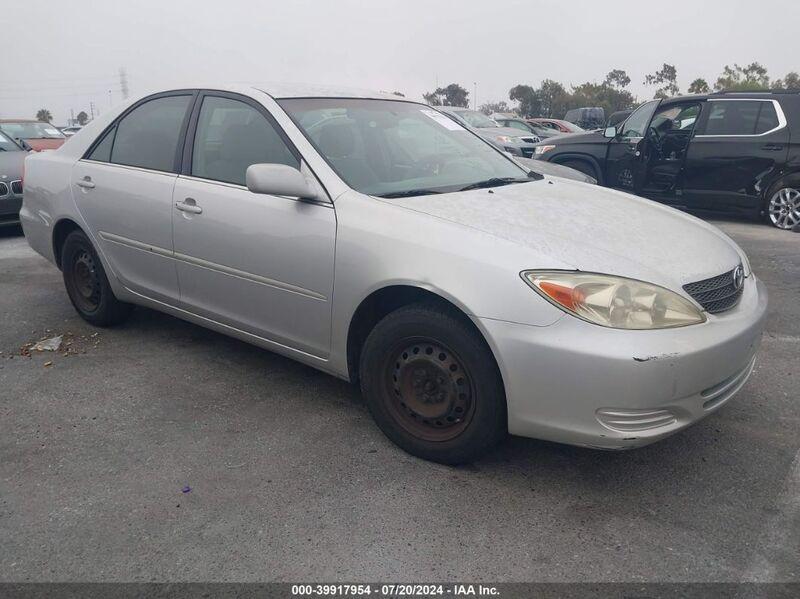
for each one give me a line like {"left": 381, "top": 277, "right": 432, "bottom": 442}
{"left": 0, "top": 195, "right": 22, "bottom": 226}
{"left": 479, "top": 275, "right": 768, "bottom": 449}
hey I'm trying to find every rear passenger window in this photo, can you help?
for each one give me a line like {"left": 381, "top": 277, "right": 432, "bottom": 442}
{"left": 110, "top": 95, "right": 191, "bottom": 172}
{"left": 87, "top": 127, "right": 115, "bottom": 162}
{"left": 191, "top": 96, "right": 299, "bottom": 186}
{"left": 704, "top": 101, "right": 781, "bottom": 135}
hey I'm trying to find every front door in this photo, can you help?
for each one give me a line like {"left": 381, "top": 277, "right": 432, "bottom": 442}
{"left": 171, "top": 92, "right": 336, "bottom": 358}
{"left": 604, "top": 100, "right": 660, "bottom": 194}
{"left": 638, "top": 102, "right": 702, "bottom": 206}
{"left": 72, "top": 92, "right": 194, "bottom": 303}
{"left": 682, "top": 98, "right": 790, "bottom": 214}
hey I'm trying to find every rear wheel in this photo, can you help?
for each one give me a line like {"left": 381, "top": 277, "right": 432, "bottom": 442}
{"left": 62, "top": 230, "right": 133, "bottom": 326}
{"left": 359, "top": 303, "right": 506, "bottom": 464}
{"left": 559, "top": 159, "right": 598, "bottom": 182}
{"left": 765, "top": 185, "right": 800, "bottom": 230}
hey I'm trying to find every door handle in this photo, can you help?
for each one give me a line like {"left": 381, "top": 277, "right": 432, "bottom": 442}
{"left": 761, "top": 144, "right": 783, "bottom": 151}
{"left": 76, "top": 177, "right": 95, "bottom": 189}
{"left": 175, "top": 198, "right": 203, "bottom": 214}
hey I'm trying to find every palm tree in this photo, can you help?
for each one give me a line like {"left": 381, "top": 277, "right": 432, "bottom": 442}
{"left": 36, "top": 109, "right": 53, "bottom": 123}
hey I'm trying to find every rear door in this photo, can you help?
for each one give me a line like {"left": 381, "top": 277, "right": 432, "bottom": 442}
{"left": 72, "top": 91, "right": 195, "bottom": 303}
{"left": 682, "top": 98, "right": 789, "bottom": 213}
{"left": 171, "top": 91, "right": 336, "bottom": 358}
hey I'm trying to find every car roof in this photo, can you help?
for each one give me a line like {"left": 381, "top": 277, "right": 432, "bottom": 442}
{"left": 0, "top": 119, "right": 42, "bottom": 123}
{"left": 249, "top": 83, "right": 415, "bottom": 101}
{"left": 660, "top": 90, "right": 800, "bottom": 105}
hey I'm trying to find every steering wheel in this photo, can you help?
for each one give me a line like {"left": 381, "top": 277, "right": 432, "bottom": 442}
{"left": 646, "top": 126, "right": 666, "bottom": 159}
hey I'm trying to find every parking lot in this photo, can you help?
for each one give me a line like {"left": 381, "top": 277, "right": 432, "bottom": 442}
{"left": 0, "top": 218, "right": 797, "bottom": 582}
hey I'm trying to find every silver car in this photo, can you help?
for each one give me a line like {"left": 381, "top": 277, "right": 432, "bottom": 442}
{"left": 21, "top": 84, "right": 767, "bottom": 464}
{"left": 436, "top": 106, "right": 541, "bottom": 158}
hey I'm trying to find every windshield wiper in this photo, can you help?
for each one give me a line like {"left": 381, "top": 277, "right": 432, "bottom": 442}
{"left": 378, "top": 189, "right": 443, "bottom": 198}
{"left": 459, "top": 177, "right": 530, "bottom": 192}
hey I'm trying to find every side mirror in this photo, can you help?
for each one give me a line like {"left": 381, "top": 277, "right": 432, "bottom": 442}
{"left": 246, "top": 163, "right": 318, "bottom": 200}
{"left": 603, "top": 126, "right": 617, "bottom": 139}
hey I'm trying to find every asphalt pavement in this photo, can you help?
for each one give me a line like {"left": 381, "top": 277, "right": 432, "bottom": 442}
{"left": 0, "top": 218, "right": 797, "bottom": 582}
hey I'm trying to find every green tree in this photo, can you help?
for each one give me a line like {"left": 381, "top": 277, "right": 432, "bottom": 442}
{"left": 508, "top": 84, "right": 540, "bottom": 117}
{"left": 36, "top": 109, "right": 53, "bottom": 123}
{"left": 76, "top": 111, "right": 89, "bottom": 125}
{"left": 479, "top": 101, "right": 512, "bottom": 115}
{"left": 644, "top": 63, "right": 679, "bottom": 98}
{"left": 714, "top": 62, "right": 770, "bottom": 91}
{"left": 772, "top": 72, "right": 799, "bottom": 90}
{"left": 688, "top": 78, "right": 710, "bottom": 94}
{"left": 423, "top": 83, "right": 469, "bottom": 107}
{"left": 605, "top": 69, "right": 631, "bottom": 89}
{"left": 567, "top": 81, "right": 636, "bottom": 118}
{"left": 537, "top": 79, "right": 570, "bottom": 118}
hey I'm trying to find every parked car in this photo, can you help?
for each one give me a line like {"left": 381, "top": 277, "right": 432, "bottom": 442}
{"left": 534, "top": 90, "right": 800, "bottom": 229}
{"left": 606, "top": 109, "right": 633, "bottom": 128}
{"left": 436, "top": 107, "right": 540, "bottom": 157}
{"left": 0, "top": 131, "right": 26, "bottom": 227}
{"left": 529, "top": 118, "right": 586, "bottom": 134}
{"left": 564, "top": 107, "right": 605, "bottom": 130}
{"left": 0, "top": 120, "right": 67, "bottom": 152}
{"left": 22, "top": 84, "right": 766, "bottom": 464}
{"left": 60, "top": 125, "right": 83, "bottom": 137}
{"left": 490, "top": 114, "right": 562, "bottom": 139}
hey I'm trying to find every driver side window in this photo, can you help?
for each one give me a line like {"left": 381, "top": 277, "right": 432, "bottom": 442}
{"left": 620, "top": 100, "right": 659, "bottom": 138}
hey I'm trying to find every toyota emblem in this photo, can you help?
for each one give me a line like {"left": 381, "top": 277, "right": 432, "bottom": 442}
{"left": 733, "top": 265, "right": 744, "bottom": 291}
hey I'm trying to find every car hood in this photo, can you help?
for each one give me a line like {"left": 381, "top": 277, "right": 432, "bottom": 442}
{"left": 541, "top": 131, "right": 605, "bottom": 146}
{"left": 380, "top": 179, "right": 743, "bottom": 292}
{"left": 514, "top": 156, "right": 595, "bottom": 183}
{"left": 476, "top": 126, "right": 538, "bottom": 141}
{"left": 22, "top": 138, "right": 66, "bottom": 152}
{"left": 0, "top": 150, "right": 26, "bottom": 178}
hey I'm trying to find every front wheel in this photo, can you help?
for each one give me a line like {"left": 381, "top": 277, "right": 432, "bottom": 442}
{"left": 359, "top": 303, "right": 506, "bottom": 464}
{"left": 765, "top": 186, "right": 800, "bottom": 230}
{"left": 559, "top": 159, "right": 599, "bottom": 182}
{"left": 61, "top": 230, "right": 133, "bottom": 326}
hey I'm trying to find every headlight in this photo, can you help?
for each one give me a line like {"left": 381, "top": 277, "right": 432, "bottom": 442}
{"left": 534, "top": 145, "right": 556, "bottom": 155}
{"left": 521, "top": 271, "right": 706, "bottom": 329}
{"left": 495, "top": 135, "right": 515, "bottom": 144}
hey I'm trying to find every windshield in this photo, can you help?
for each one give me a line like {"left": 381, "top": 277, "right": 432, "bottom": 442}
{"left": 279, "top": 98, "right": 532, "bottom": 197}
{"left": 0, "top": 121, "right": 66, "bottom": 140}
{"left": 0, "top": 131, "right": 22, "bottom": 151}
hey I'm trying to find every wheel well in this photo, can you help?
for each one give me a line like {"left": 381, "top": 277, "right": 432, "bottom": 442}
{"left": 52, "top": 219, "right": 83, "bottom": 269}
{"left": 553, "top": 155, "right": 602, "bottom": 184}
{"left": 346, "top": 286, "right": 492, "bottom": 385}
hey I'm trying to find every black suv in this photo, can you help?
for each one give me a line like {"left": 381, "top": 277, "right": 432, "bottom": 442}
{"left": 533, "top": 90, "right": 800, "bottom": 229}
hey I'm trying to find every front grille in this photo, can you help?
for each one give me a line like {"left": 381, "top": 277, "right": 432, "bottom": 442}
{"left": 0, "top": 182, "right": 8, "bottom": 197}
{"left": 11, "top": 180, "right": 22, "bottom": 195}
{"left": 520, "top": 148, "right": 535, "bottom": 158}
{"left": 520, "top": 136, "right": 539, "bottom": 144}
{"left": 683, "top": 267, "right": 744, "bottom": 314}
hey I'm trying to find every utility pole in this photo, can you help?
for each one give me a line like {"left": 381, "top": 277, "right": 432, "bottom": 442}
{"left": 119, "top": 67, "right": 129, "bottom": 100}
{"left": 109, "top": 90, "right": 113, "bottom": 106}
{"left": 473, "top": 82, "right": 477, "bottom": 110}
{"left": 89, "top": 102, "right": 95, "bottom": 120}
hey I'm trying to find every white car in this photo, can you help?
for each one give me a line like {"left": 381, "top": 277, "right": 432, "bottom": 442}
{"left": 20, "top": 84, "right": 767, "bottom": 463}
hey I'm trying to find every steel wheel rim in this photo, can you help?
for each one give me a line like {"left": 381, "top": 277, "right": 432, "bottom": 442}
{"left": 384, "top": 338, "right": 475, "bottom": 442}
{"left": 71, "top": 249, "right": 101, "bottom": 312}
{"left": 768, "top": 187, "right": 800, "bottom": 229}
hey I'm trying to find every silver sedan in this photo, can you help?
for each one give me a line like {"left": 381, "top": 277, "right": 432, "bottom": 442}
{"left": 21, "top": 84, "right": 767, "bottom": 463}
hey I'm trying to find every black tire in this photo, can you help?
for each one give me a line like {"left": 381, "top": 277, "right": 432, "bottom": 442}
{"left": 61, "top": 230, "right": 133, "bottom": 326}
{"left": 559, "top": 159, "right": 598, "bottom": 182}
{"left": 359, "top": 302, "right": 506, "bottom": 464}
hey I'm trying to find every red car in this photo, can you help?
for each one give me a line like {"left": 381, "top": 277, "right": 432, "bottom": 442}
{"left": 0, "top": 119, "right": 67, "bottom": 152}
{"left": 527, "top": 118, "right": 586, "bottom": 134}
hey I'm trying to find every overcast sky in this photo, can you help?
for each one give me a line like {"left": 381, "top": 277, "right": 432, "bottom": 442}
{"left": 1, "top": 0, "right": 796, "bottom": 124}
